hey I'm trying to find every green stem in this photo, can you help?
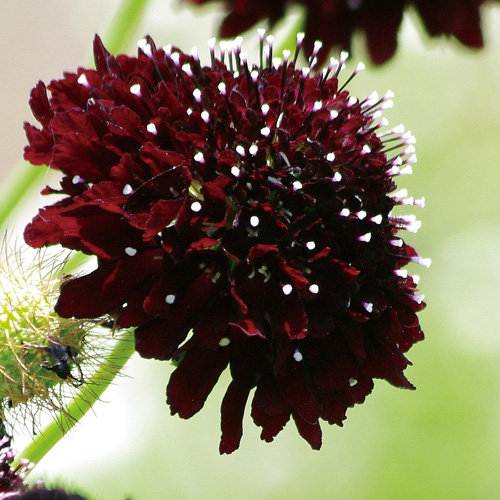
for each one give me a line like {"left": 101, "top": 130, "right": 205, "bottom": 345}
{"left": 13, "top": 329, "right": 135, "bottom": 471}
{"left": 102, "top": 0, "right": 152, "bottom": 54}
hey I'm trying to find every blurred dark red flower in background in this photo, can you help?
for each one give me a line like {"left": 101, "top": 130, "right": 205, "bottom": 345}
{"left": 24, "top": 34, "right": 427, "bottom": 453}
{"left": 0, "top": 435, "right": 30, "bottom": 496}
{"left": 186, "top": 0, "right": 497, "bottom": 64}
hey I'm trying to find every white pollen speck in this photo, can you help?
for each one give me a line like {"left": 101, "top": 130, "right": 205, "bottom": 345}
{"left": 77, "top": 73, "right": 90, "bottom": 88}
{"left": 282, "top": 284, "right": 293, "bottom": 296}
{"left": 125, "top": 247, "right": 137, "bottom": 257}
{"left": 250, "top": 215, "right": 260, "bottom": 227}
{"left": 130, "top": 83, "right": 142, "bottom": 96}
{"left": 362, "top": 301, "right": 373, "bottom": 313}
{"left": 219, "top": 337, "right": 231, "bottom": 347}
{"left": 218, "top": 82, "right": 227, "bottom": 95}
{"left": 333, "top": 172, "right": 342, "bottom": 182}
{"left": 194, "top": 152, "right": 205, "bottom": 163}
{"left": 326, "top": 152, "right": 336, "bottom": 162}
{"left": 292, "top": 180, "right": 302, "bottom": 191}
{"left": 313, "top": 101, "right": 322, "bottom": 111}
{"left": 146, "top": 123, "right": 158, "bottom": 135}
{"left": 309, "top": 284, "right": 319, "bottom": 294}
{"left": 201, "top": 111, "right": 210, "bottom": 123}
{"left": 72, "top": 175, "right": 83, "bottom": 184}
{"left": 330, "top": 110, "right": 339, "bottom": 119}
{"left": 370, "top": 214, "right": 383, "bottom": 224}
{"left": 261, "top": 127, "right": 271, "bottom": 137}
{"left": 349, "top": 378, "right": 358, "bottom": 387}
{"left": 249, "top": 144, "right": 258, "bottom": 156}
{"left": 192, "top": 88, "right": 202, "bottom": 102}
{"left": 231, "top": 166, "right": 241, "bottom": 177}
{"left": 191, "top": 201, "right": 202, "bottom": 212}
{"left": 293, "top": 349, "right": 303, "bottom": 362}
{"left": 340, "top": 208, "right": 350, "bottom": 217}
{"left": 236, "top": 145, "right": 245, "bottom": 156}
{"left": 358, "top": 232, "right": 372, "bottom": 242}
{"left": 394, "top": 269, "right": 408, "bottom": 278}
{"left": 122, "top": 184, "right": 133, "bottom": 195}
{"left": 165, "top": 294, "right": 176, "bottom": 304}
{"left": 306, "top": 241, "right": 316, "bottom": 250}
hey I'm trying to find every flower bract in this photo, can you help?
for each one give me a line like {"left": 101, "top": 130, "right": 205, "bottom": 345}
{"left": 24, "top": 33, "right": 427, "bottom": 453}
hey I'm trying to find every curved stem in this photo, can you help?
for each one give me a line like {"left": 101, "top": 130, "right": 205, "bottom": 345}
{"left": 13, "top": 329, "right": 135, "bottom": 471}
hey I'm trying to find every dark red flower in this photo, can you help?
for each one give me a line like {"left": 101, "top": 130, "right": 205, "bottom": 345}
{"left": 24, "top": 34, "right": 427, "bottom": 453}
{"left": 0, "top": 435, "right": 30, "bottom": 496}
{"left": 185, "top": 0, "right": 497, "bottom": 64}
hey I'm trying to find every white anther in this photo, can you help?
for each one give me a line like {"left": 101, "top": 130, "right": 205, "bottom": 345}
{"left": 249, "top": 144, "right": 258, "bottom": 156}
{"left": 261, "top": 103, "right": 270, "bottom": 115}
{"left": 330, "top": 110, "right": 339, "bottom": 119}
{"left": 349, "top": 378, "right": 357, "bottom": 387}
{"left": 72, "top": 175, "right": 83, "bottom": 184}
{"left": 313, "top": 101, "right": 322, "bottom": 111}
{"left": 260, "top": 127, "right": 271, "bottom": 137}
{"left": 182, "top": 63, "right": 193, "bottom": 77}
{"left": 231, "top": 166, "right": 241, "bottom": 177}
{"left": 282, "top": 284, "right": 293, "bottom": 296}
{"left": 201, "top": 111, "right": 210, "bottom": 123}
{"left": 340, "top": 208, "right": 350, "bottom": 217}
{"left": 219, "top": 337, "right": 230, "bottom": 347}
{"left": 191, "top": 201, "right": 202, "bottom": 212}
{"left": 292, "top": 180, "right": 303, "bottom": 191}
{"left": 165, "top": 294, "right": 176, "bottom": 304}
{"left": 129, "top": 83, "right": 142, "bottom": 97}
{"left": 370, "top": 214, "right": 383, "bottom": 224}
{"left": 394, "top": 269, "right": 408, "bottom": 278}
{"left": 348, "top": 96, "right": 358, "bottom": 106}
{"left": 326, "top": 152, "right": 336, "bottom": 162}
{"left": 125, "top": 247, "right": 137, "bottom": 257}
{"left": 250, "top": 215, "right": 260, "bottom": 227}
{"left": 146, "top": 123, "right": 158, "bottom": 135}
{"left": 122, "top": 184, "right": 133, "bottom": 195}
{"left": 77, "top": 73, "right": 91, "bottom": 88}
{"left": 358, "top": 232, "right": 372, "bottom": 242}
{"left": 194, "top": 152, "right": 205, "bottom": 163}
{"left": 356, "top": 211, "right": 367, "bottom": 220}
{"left": 306, "top": 241, "right": 316, "bottom": 250}
{"left": 412, "top": 274, "right": 421, "bottom": 285}
{"left": 293, "top": 349, "right": 303, "bottom": 362}
{"left": 137, "top": 38, "right": 153, "bottom": 57}
{"left": 236, "top": 145, "right": 245, "bottom": 156}
{"left": 309, "top": 284, "right": 319, "bottom": 294}
{"left": 192, "top": 88, "right": 202, "bottom": 102}
{"left": 333, "top": 172, "right": 342, "bottom": 182}
{"left": 218, "top": 82, "right": 227, "bottom": 95}
{"left": 362, "top": 301, "right": 373, "bottom": 313}
{"left": 361, "top": 144, "right": 371, "bottom": 154}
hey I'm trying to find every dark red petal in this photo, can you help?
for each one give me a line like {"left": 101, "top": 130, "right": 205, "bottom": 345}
{"left": 292, "top": 411, "right": 322, "bottom": 450}
{"left": 167, "top": 346, "right": 229, "bottom": 419}
{"left": 219, "top": 381, "right": 251, "bottom": 454}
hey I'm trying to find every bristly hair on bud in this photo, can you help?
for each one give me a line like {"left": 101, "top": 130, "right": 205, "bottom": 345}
{"left": 24, "top": 32, "right": 428, "bottom": 453}
{"left": 0, "top": 236, "right": 117, "bottom": 435}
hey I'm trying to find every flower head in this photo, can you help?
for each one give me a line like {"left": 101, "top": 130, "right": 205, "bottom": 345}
{"left": 185, "top": 0, "right": 496, "bottom": 64}
{"left": 24, "top": 33, "right": 427, "bottom": 453}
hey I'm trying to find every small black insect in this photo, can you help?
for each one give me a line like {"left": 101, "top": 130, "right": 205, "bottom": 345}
{"left": 22, "top": 337, "right": 84, "bottom": 386}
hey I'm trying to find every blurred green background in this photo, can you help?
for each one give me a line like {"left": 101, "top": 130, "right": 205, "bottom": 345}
{"left": 1, "top": 1, "right": 500, "bottom": 499}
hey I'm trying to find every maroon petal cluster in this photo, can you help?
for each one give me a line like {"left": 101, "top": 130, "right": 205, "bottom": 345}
{"left": 185, "top": 0, "right": 497, "bottom": 64}
{"left": 0, "top": 435, "right": 30, "bottom": 496}
{"left": 24, "top": 34, "right": 427, "bottom": 453}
